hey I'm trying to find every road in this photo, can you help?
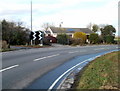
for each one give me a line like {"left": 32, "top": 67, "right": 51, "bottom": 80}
{"left": 1, "top": 45, "right": 119, "bottom": 89}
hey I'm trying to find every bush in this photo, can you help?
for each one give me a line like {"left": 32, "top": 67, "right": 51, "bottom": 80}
{"left": 72, "top": 39, "right": 84, "bottom": 45}
{"left": 1, "top": 40, "right": 8, "bottom": 49}
{"left": 43, "top": 37, "right": 51, "bottom": 45}
{"left": 68, "top": 37, "right": 75, "bottom": 45}
{"left": 57, "top": 34, "right": 69, "bottom": 45}
{"left": 89, "top": 33, "right": 99, "bottom": 44}
{"left": 73, "top": 32, "right": 87, "bottom": 45}
{"left": 105, "top": 36, "right": 115, "bottom": 44}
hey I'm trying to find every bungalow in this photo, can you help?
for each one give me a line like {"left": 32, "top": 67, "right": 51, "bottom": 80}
{"left": 44, "top": 27, "right": 94, "bottom": 38}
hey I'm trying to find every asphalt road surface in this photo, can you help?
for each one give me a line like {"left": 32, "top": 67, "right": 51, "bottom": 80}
{"left": 1, "top": 45, "right": 119, "bottom": 90}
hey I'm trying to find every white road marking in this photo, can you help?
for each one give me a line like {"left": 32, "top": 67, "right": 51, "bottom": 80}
{"left": 69, "top": 51, "right": 78, "bottom": 53}
{"left": 94, "top": 48, "right": 105, "bottom": 50}
{"left": 48, "top": 56, "right": 97, "bottom": 91}
{"left": 33, "top": 54, "right": 60, "bottom": 61}
{"left": 69, "top": 50, "right": 86, "bottom": 54}
{"left": 79, "top": 50, "right": 87, "bottom": 52}
{"left": 116, "top": 47, "right": 119, "bottom": 48}
{"left": 0, "top": 65, "right": 19, "bottom": 72}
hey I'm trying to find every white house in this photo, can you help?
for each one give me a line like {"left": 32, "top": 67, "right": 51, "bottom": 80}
{"left": 45, "top": 27, "right": 94, "bottom": 38}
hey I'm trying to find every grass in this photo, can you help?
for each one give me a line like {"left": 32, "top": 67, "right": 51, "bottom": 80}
{"left": 14, "top": 45, "right": 51, "bottom": 48}
{"left": 0, "top": 48, "right": 16, "bottom": 52}
{"left": 73, "top": 51, "right": 120, "bottom": 90}
{"left": 0, "top": 45, "right": 51, "bottom": 52}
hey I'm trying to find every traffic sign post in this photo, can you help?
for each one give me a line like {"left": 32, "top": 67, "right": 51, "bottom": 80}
{"left": 30, "top": 31, "right": 43, "bottom": 46}
{"left": 39, "top": 31, "right": 43, "bottom": 46}
{"left": 33, "top": 31, "right": 36, "bottom": 40}
{"left": 31, "top": 40, "right": 33, "bottom": 45}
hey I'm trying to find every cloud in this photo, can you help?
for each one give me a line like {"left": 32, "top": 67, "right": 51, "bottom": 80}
{"left": 0, "top": 0, "right": 118, "bottom": 35}
{"left": 0, "top": 0, "right": 106, "bottom": 16}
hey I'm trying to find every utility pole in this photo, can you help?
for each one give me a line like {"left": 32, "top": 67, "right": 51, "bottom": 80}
{"left": 30, "top": 1, "right": 33, "bottom": 45}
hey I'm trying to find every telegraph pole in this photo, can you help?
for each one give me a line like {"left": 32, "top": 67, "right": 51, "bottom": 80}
{"left": 31, "top": 1, "right": 33, "bottom": 45}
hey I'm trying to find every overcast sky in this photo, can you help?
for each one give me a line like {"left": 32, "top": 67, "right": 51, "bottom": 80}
{"left": 0, "top": 0, "right": 119, "bottom": 36}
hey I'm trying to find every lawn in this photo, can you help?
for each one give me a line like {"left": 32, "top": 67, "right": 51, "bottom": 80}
{"left": 73, "top": 51, "right": 120, "bottom": 90}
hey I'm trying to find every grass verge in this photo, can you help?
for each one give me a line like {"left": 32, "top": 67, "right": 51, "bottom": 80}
{"left": 72, "top": 51, "right": 120, "bottom": 90}
{"left": 13, "top": 45, "right": 51, "bottom": 48}
{"left": 0, "top": 48, "right": 16, "bottom": 52}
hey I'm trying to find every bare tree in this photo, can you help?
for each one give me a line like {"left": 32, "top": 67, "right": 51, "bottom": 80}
{"left": 42, "top": 23, "right": 55, "bottom": 31}
{"left": 87, "top": 22, "right": 92, "bottom": 30}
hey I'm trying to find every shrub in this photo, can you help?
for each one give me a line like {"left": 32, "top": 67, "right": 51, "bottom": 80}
{"left": 57, "top": 34, "right": 69, "bottom": 45}
{"left": 89, "top": 33, "right": 99, "bottom": 44}
{"left": 1, "top": 40, "right": 8, "bottom": 49}
{"left": 73, "top": 32, "right": 87, "bottom": 45}
{"left": 73, "top": 39, "right": 83, "bottom": 45}
{"left": 43, "top": 37, "right": 51, "bottom": 45}
{"left": 105, "top": 35, "right": 115, "bottom": 44}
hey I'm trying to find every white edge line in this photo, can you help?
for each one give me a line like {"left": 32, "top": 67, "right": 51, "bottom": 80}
{"left": 33, "top": 54, "right": 60, "bottom": 61}
{"left": 49, "top": 50, "right": 119, "bottom": 90}
{"left": 48, "top": 53, "right": 109, "bottom": 91}
{"left": 0, "top": 65, "right": 19, "bottom": 72}
{"left": 48, "top": 57, "right": 94, "bottom": 91}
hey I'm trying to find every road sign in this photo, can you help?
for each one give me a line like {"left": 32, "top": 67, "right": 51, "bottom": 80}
{"left": 39, "top": 31, "right": 42, "bottom": 40}
{"left": 35, "top": 31, "right": 43, "bottom": 40}
{"left": 33, "top": 31, "right": 36, "bottom": 40}
{"left": 30, "top": 32, "right": 34, "bottom": 40}
{"left": 30, "top": 31, "right": 43, "bottom": 40}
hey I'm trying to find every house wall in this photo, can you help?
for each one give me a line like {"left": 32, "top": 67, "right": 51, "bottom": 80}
{"left": 45, "top": 28, "right": 91, "bottom": 39}
{"left": 45, "top": 28, "right": 54, "bottom": 37}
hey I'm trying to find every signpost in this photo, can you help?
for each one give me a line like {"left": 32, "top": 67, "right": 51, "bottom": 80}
{"left": 30, "top": 31, "right": 43, "bottom": 46}
{"left": 33, "top": 31, "right": 36, "bottom": 40}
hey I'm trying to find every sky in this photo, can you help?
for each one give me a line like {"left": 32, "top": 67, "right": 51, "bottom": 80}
{"left": 0, "top": 0, "right": 119, "bottom": 36}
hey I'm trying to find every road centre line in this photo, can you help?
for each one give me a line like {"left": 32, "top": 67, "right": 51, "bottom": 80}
{"left": 68, "top": 51, "right": 79, "bottom": 53}
{"left": 33, "top": 54, "right": 60, "bottom": 61}
{"left": 116, "top": 47, "right": 118, "bottom": 48}
{"left": 48, "top": 56, "right": 98, "bottom": 91}
{"left": 94, "top": 48, "right": 105, "bottom": 50}
{"left": 68, "top": 50, "right": 86, "bottom": 54}
{"left": 0, "top": 65, "right": 19, "bottom": 72}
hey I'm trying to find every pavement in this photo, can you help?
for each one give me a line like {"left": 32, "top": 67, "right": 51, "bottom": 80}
{"left": 1, "top": 45, "right": 119, "bottom": 90}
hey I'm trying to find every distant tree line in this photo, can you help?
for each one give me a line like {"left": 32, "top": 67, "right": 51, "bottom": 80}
{"left": 1, "top": 19, "right": 30, "bottom": 47}
{"left": 89, "top": 24, "right": 116, "bottom": 44}
{"left": 56, "top": 24, "right": 116, "bottom": 45}
{"left": 1, "top": 19, "right": 117, "bottom": 47}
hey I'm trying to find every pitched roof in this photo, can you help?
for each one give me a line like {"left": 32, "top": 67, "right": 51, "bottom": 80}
{"left": 49, "top": 27, "right": 93, "bottom": 34}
